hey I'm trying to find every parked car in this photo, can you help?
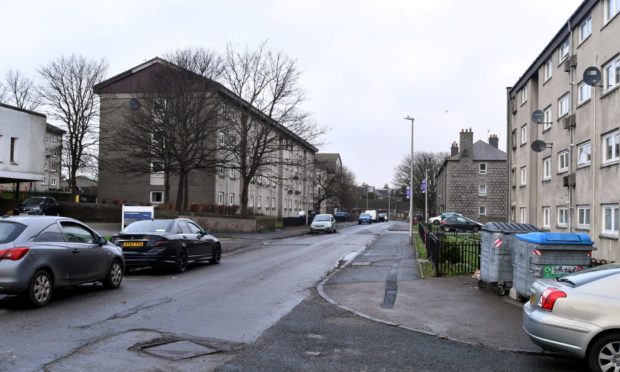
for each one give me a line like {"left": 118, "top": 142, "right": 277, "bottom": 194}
{"left": 111, "top": 218, "right": 221, "bottom": 273}
{"left": 310, "top": 214, "right": 337, "bottom": 234}
{"left": 358, "top": 213, "right": 372, "bottom": 225}
{"left": 440, "top": 216, "right": 483, "bottom": 232}
{"left": 427, "top": 212, "right": 462, "bottom": 224}
{"left": 0, "top": 216, "right": 124, "bottom": 307}
{"left": 334, "top": 211, "right": 351, "bottom": 221}
{"left": 378, "top": 213, "right": 388, "bottom": 222}
{"left": 13, "top": 197, "right": 60, "bottom": 216}
{"left": 523, "top": 264, "right": 620, "bottom": 372}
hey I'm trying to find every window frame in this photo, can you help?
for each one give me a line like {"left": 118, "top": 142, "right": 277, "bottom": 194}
{"left": 228, "top": 193, "right": 235, "bottom": 206}
{"left": 602, "top": 204, "right": 619, "bottom": 236}
{"left": 217, "top": 192, "right": 224, "bottom": 205}
{"left": 542, "top": 207, "right": 551, "bottom": 228}
{"left": 603, "top": 56, "right": 620, "bottom": 91}
{"left": 479, "top": 184, "right": 487, "bottom": 196}
{"left": 543, "top": 157, "right": 552, "bottom": 180}
{"left": 578, "top": 81, "right": 592, "bottom": 104}
{"left": 558, "top": 93, "right": 570, "bottom": 118}
{"left": 520, "top": 166, "right": 527, "bottom": 186}
{"left": 150, "top": 191, "right": 164, "bottom": 204}
{"left": 519, "top": 207, "right": 527, "bottom": 224}
{"left": 543, "top": 106, "right": 553, "bottom": 131}
{"left": 479, "top": 206, "right": 487, "bottom": 216}
{"left": 557, "top": 207, "right": 568, "bottom": 227}
{"left": 578, "top": 15, "right": 592, "bottom": 44}
{"left": 543, "top": 60, "right": 553, "bottom": 82}
{"left": 558, "top": 150, "right": 569, "bottom": 173}
{"left": 577, "top": 141, "right": 592, "bottom": 167}
{"left": 605, "top": 0, "right": 620, "bottom": 23}
{"left": 520, "top": 86, "right": 528, "bottom": 104}
{"left": 558, "top": 38, "right": 570, "bottom": 64}
{"left": 479, "top": 163, "right": 487, "bottom": 174}
{"left": 602, "top": 129, "right": 620, "bottom": 164}
{"left": 520, "top": 124, "right": 528, "bottom": 145}
{"left": 577, "top": 205, "right": 591, "bottom": 229}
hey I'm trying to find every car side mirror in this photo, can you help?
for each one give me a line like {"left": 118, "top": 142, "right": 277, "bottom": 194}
{"left": 98, "top": 236, "right": 107, "bottom": 246}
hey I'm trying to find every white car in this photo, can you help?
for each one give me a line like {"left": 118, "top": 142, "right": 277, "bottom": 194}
{"left": 310, "top": 214, "right": 337, "bottom": 234}
{"left": 428, "top": 212, "right": 463, "bottom": 224}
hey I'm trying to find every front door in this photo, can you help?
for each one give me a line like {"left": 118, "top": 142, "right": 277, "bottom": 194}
{"left": 61, "top": 222, "right": 108, "bottom": 283}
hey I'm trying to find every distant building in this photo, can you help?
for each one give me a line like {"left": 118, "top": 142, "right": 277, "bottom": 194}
{"left": 40, "top": 123, "right": 65, "bottom": 191}
{"left": 436, "top": 129, "right": 507, "bottom": 222}
{"left": 314, "top": 153, "right": 342, "bottom": 213}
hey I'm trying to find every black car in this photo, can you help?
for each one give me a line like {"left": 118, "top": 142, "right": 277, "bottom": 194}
{"left": 111, "top": 218, "right": 221, "bottom": 273}
{"left": 440, "top": 216, "right": 483, "bottom": 232}
{"left": 14, "top": 197, "right": 60, "bottom": 216}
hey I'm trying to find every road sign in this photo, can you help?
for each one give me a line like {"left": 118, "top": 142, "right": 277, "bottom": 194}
{"left": 421, "top": 179, "right": 427, "bottom": 193}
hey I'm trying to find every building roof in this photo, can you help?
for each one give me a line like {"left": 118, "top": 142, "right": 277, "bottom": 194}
{"left": 471, "top": 140, "right": 506, "bottom": 161}
{"left": 94, "top": 57, "right": 318, "bottom": 153}
{"left": 315, "top": 153, "right": 341, "bottom": 173}
{"left": 0, "top": 102, "right": 46, "bottom": 118}
{"left": 46, "top": 123, "right": 66, "bottom": 135}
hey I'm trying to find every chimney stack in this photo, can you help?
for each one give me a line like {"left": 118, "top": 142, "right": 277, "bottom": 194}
{"left": 459, "top": 128, "right": 474, "bottom": 158}
{"left": 450, "top": 141, "right": 459, "bottom": 156}
{"left": 488, "top": 134, "right": 499, "bottom": 148}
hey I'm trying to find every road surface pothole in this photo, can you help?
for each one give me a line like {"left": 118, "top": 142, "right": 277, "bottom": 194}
{"left": 130, "top": 336, "right": 241, "bottom": 361}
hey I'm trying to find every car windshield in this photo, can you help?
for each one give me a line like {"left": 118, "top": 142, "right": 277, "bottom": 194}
{"left": 314, "top": 215, "right": 331, "bottom": 222}
{"left": 360, "top": 214, "right": 370, "bottom": 218}
{"left": 23, "top": 198, "right": 45, "bottom": 205}
{"left": 123, "top": 220, "right": 172, "bottom": 233}
{"left": 558, "top": 263, "right": 620, "bottom": 287}
{"left": 0, "top": 221, "right": 27, "bottom": 243}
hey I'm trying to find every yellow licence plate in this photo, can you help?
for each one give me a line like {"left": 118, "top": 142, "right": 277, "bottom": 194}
{"left": 122, "top": 241, "right": 145, "bottom": 248}
{"left": 530, "top": 293, "right": 536, "bottom": 304}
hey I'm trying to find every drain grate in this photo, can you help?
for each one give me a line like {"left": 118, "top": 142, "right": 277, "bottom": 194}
{"left": 130, "top": 336, "right": 230, "bottom": 361}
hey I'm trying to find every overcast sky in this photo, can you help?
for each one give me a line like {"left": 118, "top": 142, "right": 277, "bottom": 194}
{"left": 2, "top": 0, "right": 582, "bottom": 187}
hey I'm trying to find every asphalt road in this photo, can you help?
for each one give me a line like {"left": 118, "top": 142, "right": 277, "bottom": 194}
{"left": 0, "top": 221, "right": 391, "bottom": 371}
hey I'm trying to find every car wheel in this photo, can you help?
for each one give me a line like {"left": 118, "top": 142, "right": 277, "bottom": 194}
{"left": 433, "top": 220, "right": 439, "bottom": 225}
{"left": 103, "top": 259, "right": 123, "bottom": 289}
{"left": 27, "top": 270, "right": 53, "bottom": 308}
{"left": 210, "top": 244, "right": 221, "bottom": 264}
{"left": 472, "top": 226, "right": 480, "bottom": 233}
{"left": 588, "top": 332, "right": 620, "bottom": 372}
{"left": 174, "top": 250, "right": 189, "bottom": 273}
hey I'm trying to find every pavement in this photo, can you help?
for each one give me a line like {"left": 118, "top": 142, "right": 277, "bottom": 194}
{"left": 87, "top": 220, "right": 542, "bottom": 354}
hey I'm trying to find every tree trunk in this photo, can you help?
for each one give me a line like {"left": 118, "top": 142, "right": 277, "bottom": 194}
{"left": 183, "top": 172, "right": 189, "bottom": 211}
{"left": 175, "top": 170, "right": 186, "bottom": 211}
{"left": 164, "top": 170, "right": 170, "bottom": 208}
{"left": 240, "top": 175, "right": 250, "bottom": 215}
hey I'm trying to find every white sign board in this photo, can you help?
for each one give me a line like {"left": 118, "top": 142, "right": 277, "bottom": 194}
{"left": 121, "top": 205, "right": 155, "bottom": 229}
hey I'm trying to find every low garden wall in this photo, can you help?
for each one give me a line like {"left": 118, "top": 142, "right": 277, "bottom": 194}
{"left": 183, "top": 214, "right": 276, "bottom": 233}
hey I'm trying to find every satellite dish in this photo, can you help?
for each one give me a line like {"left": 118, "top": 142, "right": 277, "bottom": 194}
{"left": 128, "top": 98, "right": 141, "bottom": 110}
{"left": 583, "top": 67, "right": 602, "bottom": 86}
{"left": 532, "top": 110, "right": 545, "bottom": 124}
{"left": 531, "top": 140, "right": 550, "bottom": 153}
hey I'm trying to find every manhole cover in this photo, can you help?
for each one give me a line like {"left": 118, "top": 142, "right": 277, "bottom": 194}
{"left": 139, "top": 340, "right": 220, "bottom": 361}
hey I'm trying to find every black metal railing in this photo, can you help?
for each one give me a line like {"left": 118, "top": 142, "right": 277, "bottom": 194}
{"left": 418, "top": 223, "right": 480, "bottom": 277}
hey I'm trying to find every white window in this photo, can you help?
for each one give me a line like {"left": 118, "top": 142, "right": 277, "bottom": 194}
{"left": 266, "top": 197, "right": 270, "bottom": 209}
{"left": 602, "top": 204, "right": 619, "bottom": 236}
{"left": 558, "top": 38, "right": 570, "bottom": 63}
{"left": 217, "top": 165, "right": 225, "bottom": 177}
{"left": 542, "top": 207, "right": 551, "bottom": 228}
{"left": 50, "top": 178, "right": 57, "bottom": 187}
{"left": 543, "top": 106, "right": 553, "bottom": 131}
{"left": 479, "top": 163, "right": 487, "bottom": 174}
{"left": 520, "top": 166, "right": 527, "bottom": 186}
{"left": 520, "top": 124, "right": 527, "bottom": 145}
{"left": 520, "top": 86, "right": 528, "bottom": 104}
{"left": 558, "top": 94, "right": 570, "bottom": 118}
{"left": 605, "top": 0, "right": 620, "bottom": 22}
{"left": 577, "top": 206, "right": 591, "bottom": 228}
{"left": 271, "top": 197, "right": 276, "bottom": 209}
{"left": 479, "top": 185, "right": 487, "bottom": 196}
{"left": 604, "top": 56, "right": 620, "bottom": 91}
{"left": 544, "top": 60, "right": 553, "bottom": 82}
{"left": 543, "top": 157, "right": 551, "bottom": 180}
{"left": 249, "top": 194, "right": 254, "bottom": 207}
{"left": 150, "top": 191, "right": 164, "bottom": 204}
{"left": 228, "top": 193, "right": 235, "bottom": 206}
{"left": 578, "top": 82, "right": 592, "bottom": 104}
{"left": 579, "top": 15, "right": 592, "bottom": 44}
{"left": 479, "top": 207, "right": 487, "bottom": 216}
{"left": 558, "top": 207, "right": 568, "bottom": 227}
{"left": 218, "top": 192, "right": 224, "bottom": 205}
{"left": 558, "top": 150, "right": 569, "bottom": 173}
{"left": 41, "top": 177, "right": 47, "bottom": 186}
{"left": 520, "top": 207, "right": 527, "bottom": 223}
{"left": 577, "top": 142, "right": 591, "bottom": 167}
{"left": 257, "top": 196, "right": 262, "bottom": 208}
{"left": 511, "top": 129, "right": 517, "bottom": 149}
{"left": 603, "top": 130, "right": 620, "bottom": 164}
{"left": 229, "top": 168, "right": 237, "bottom": 180}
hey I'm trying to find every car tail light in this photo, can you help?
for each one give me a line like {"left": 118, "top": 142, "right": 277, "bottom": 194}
{"left": 0, "top": 247, "right": 30, "bottom": 261}
{"left": 538, "top": 287, "right": 567, "bottom": 311}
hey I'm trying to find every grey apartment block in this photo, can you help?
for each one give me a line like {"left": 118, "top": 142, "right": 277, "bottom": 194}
{"left": 436, "top": 129, "right": 507, "bottom": 223}
{"left": 507, "top": 0, "right": 620, "bottom": 262}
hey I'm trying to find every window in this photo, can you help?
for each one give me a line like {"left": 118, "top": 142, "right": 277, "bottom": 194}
{"left": 41, "top": 177, "right": 47, "bottom": 186}
{"left": 271, "top": 197, "right": 276, "bottom": 209}
{"left": 249, "top": 194, "right": 254, "bottom": 207}
{"left": 479, "top": 207, "right": 487, "bottom": 216}
{"left": 543, "top": 157, "right": 551, "bottom": 180}
{"left": 558, "top": 94, "right": 570, "bottom": 118}
{"left": 579, "top": 15, "right": 592, "bottom": 43}
{"left": 558, "top": 38, "right": 570, "bottom": 63}
{"left": 557, "top": 207, "right": 568, "bottom": 227}
{"left": 61, "top": 223, "right": 95, "bottom": 244}
{"left": 520, "top": 86, "right": 528, "bottom": 104}
{"left": 520, "top": 207, "right": 527, "bottom": 223}
{"left": 511, "top": 129, "right": 517, "bottom": 149}
{"left": 217, "top": 165, "right": 225, "bottom": 177}
{"left": 605, "top": 0, "right": 620, "bottom": 22}
{"left": 544, "top": 60, "right": 553, "bottom": 82}
{"left": 520, "top": 124, "right": 527, "bottom": 145}
{"left": 577, "top": 142, "right": 591, "bottom": 167}
{"left": 602, "top": 204, "right": 619, "bottom": 235}
{"left": 578, "top": 82, "right": 592, "bottom": 104}
{"left": 31, "top": 223, "right": 64, "bottom": 242}
{"left": 603, "top": 130, "right": 620, "bottom": 164}
{"left": 479, "top": 185, "right": 487, "bottom": 196}
{"left": 50, "top": 178, "right": 57, "bottom": 187}
{"left": 257, "top": 196, "right": 262, "bottom": 209}
{"left": 218, "top": 192, "right": 224, "bottom": 205}
{"left": 479, "top": 163, "right": 487, "bottom": 174}
{"left": 150, "top": 191, "right": 164, "bottom": 204}
{"left": 10, "top": 137, "right": 17, "bottom": 163}
{"left": 577, "top": 206, "right": 591, "bottom": 228}
{"left": 604, "top": 56, "right": 620, "bottom": 91}
{"left": 228, "top": 193, "right": 235, "bottom": 206}
{"left": 266, "top": 197, "right": 270, "bottom": 209}
{"left": 520, "top": 166, "right": 527, "bottom": 186}
{"left": 229, "top": 168, "right": 237, "bottom": 180}
{"left": 511, "top": 167, "right": 516, "bottom": 187}
{"left": 558, "top": 150, "right": 569, "bottom": 173}
{"left": 542, "top": 207, "right": 550, "bottom": 228}
{"left": 543, "top": 106, "right": 553, "bottom": 131}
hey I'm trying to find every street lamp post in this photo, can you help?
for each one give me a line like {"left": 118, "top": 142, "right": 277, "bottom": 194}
{"left": 404, "top": 116, "right": 415, "bottom": 241}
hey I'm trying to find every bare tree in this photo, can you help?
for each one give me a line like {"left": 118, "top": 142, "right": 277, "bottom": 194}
{"left": 219, "top": 41, "right": 326, "bottom": 215}
{"left": 104, "top": 49, "right": 225, "bottom": 210}
{"left": 4, "top": 70, "right": 41, "bottom": 111}
{"left": 0, "top": 82, "right": 7, "bottom": 104}
{"left": 39, "top": 55, "right": 107, "bottom": 195}
{"left": 335, "top": 166, "right": 357, "bottom": 211}
{"left": 393, "top": 152, "right": 447, "bottom": 215}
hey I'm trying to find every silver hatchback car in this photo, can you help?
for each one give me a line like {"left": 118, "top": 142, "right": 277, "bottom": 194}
{"left": 523, "top": 264, "right": 620, "bottom": 372}
{"left": 0, "top": 216, "right": 124, "bottom": 307}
